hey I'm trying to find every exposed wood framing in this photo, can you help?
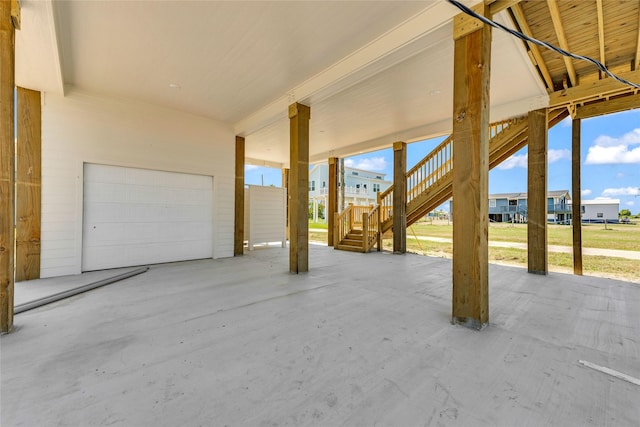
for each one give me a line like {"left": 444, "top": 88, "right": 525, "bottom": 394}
{"left": 596, "top": 0, "right": 605, "bottom": 79}
{"left": 636, "top": 6, "right": 640, "bottom": 71}
{"left": 547, "top": 0, "right": 577, "bottom": 87}
{"left": 327, "top": 157, "right": 338, "bottom": 247}
{"left": 549, "top": 69, "right": 640, "bottom": 108}
{"left": 510, "top": 3, "right": 553, "bottom": 91}
{"left": 575, "top": 93, "right": 640, "bottom": 120}
{"left": 488, "top": 0, "right": 521, "bottom": 16}
{"left": 282, "top": 168, "right": 289, "bottom": 241}
{"left": 1, "top": 0, "right": 16, "bottom": 332}
{"left": 572, "top": 118, "right": 583, "bottom": 276}
{"left": 527, "top": 108, "right": 548, "bottom": 275}
{"left": 16, "top": 87, "right": 41, "bottom": 282}
{"left": 289, "top": 102, "right": 310, "bottom": 273}
{"left": 452, "top": 3, "right": 490, "bottom": 330}
{"left": 392, "top": 141, "right": 406, "bottom": 254}
{"left": 234, "top": 136, "right": 245, "bottom": 256}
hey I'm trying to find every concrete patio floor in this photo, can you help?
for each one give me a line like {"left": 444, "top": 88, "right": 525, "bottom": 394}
{"left": 2, "top": 246, "right": 639, "bottom": 426}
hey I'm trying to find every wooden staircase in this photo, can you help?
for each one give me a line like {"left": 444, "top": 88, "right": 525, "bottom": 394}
{"left": 333, "top": 109, "right": 569, "bottom": 252}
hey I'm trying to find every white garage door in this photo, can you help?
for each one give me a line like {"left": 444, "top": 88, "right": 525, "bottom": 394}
{"left": 82, "top": 164, "right": 213, "bottom": 271}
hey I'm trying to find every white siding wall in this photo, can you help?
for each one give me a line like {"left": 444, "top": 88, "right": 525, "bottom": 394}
{"left": 41, "top": 90, "right": 235, "bottom": 278}
{"left": 582, "top": 203, "right": 619, "bottom": 221}
{"left": 245, "top": 185, "right": 286, "bottom": 249}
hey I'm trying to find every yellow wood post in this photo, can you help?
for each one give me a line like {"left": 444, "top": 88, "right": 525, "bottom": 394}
{"left": 1, "top": 0, "right": 16, "bottom": 332}
{"left": 289, "top": 103, "right": 310, "bottom": 273}
{"left": 527, "top": 108, "right": 549, "bottom": 275}
{"left": 392, "top": 141, "right": 406, "bottom": 254}
{"left": 16, "top": 87, "right": 41, "bottom": 281}
{"left": 234, "top": 136, "right": 245, "bottom": 256}
{"left": 362, "top": 212, "right": 369, "bottom": 252}
{"left": 282, "top": 168, "right": 289, "bottom": 241}
{"left": 452, "top": 2, "right": 491, "bottom": 330}
{"left": 327, "top": 157, "right": 338, "bottom": 246}
{"left": 572, "top": 117, "right": 583, "bottom": 275}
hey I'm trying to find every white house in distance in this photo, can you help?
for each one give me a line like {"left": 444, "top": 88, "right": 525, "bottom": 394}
{"left": 570, "top": 199, "right": 620, "bottom": 223}
{"left": 309, "top": 163, "right": 392, "bottom": 221}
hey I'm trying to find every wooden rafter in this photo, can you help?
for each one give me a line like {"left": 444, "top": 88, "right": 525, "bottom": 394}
{"left": 547, "top": 0, "right": 577, "bottom": 87}
{"left": 487, "top": 0, "right": 522, "bottom": 16}
{"left": 549, "top": 69, "right": 640, "bottom": 107}
{"left": 511, "top": 3, "right": 554, "bottom": 91}
{"left": 596, "top": 0, "right": 605, "bottom": 79}
{"left": 636, "top": 6, "right": 640, "bottom": 71}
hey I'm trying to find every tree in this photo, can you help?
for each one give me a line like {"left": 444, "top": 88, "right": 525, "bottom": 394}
{"left": 619, "top": 209, "right": 631, "bottom": 217}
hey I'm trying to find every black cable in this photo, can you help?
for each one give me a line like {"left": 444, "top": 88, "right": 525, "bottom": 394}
{"left": 447, "top": 0, "right": 640, "bottom": 90}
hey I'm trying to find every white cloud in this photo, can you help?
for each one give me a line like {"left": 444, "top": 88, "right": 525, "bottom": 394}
{"left": 560, "top": 116, "right": 572, "bottom": 127}
{"left": 585, "top": 128, "right": 640, "bottom": 164}
{"left": 496, "top": 149, "right": 570, "bottom": 170}
{"left": 548, "top": 149, "right": 571, "bottom": 163}
{"left": 627, "top": 201, "right": 635, "bottom": 206}
{"left": 496, "top": 154, "right": 527, "bottom": 170}
{"left": 601, "top": 187, "right": 640, "bottom": 197}
{"left": 616, "top": 172, "right": 625, "bottom": 179}
{"left": 585, "top": 144, "right": 640, "bottom": 164}
{"left": 593, "top": 128, "right": 640, "bottom": 147}
{"left": 245, "top": 165, "right": 259, "bottom": 171}
{"left": 344, "top": 156, "right": 387, "bottom": 171}
{"left": 581, "top": 189, "right": 592, "bottom": 196}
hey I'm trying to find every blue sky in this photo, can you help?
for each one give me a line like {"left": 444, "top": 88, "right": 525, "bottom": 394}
{"left": 246, "top": 109, "right": 640, "bottom": 214}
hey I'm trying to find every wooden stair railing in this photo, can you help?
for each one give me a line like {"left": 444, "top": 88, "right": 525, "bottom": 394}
{"left": 334, "top": 108, "right": 569, "bottom": 252}
{"left": 334, "top": 204, "right": 379, "bottom": 252}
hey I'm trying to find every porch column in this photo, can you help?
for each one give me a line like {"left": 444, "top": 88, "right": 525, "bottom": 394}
{"left": 1, "top": 0, "right": 17, "bottom": 333}
{"left": 451, "top": 2, "right": 491, "bottom": 329}
{"left": 289, "top": 102, "right": 310, "bottom": 273}
{"left": 327, "top": 157, "right": 338, "bottom": 246}
{"left": 572, "top": 117, "right": 583, "bottom": 275}
{"left": 312, "top": 199, "right": 318, "bottom": 223}
{"left": 392, "top": 141, "right": 406, "bottom": 254}
{"left": 16, "top": 87, "right": 41, "bottom": 281}
{"left": 527, "top": 108, "right": 548, "bottom": 274}
{"left": 282, "top": 168, "right": 289, "bottom": 241}
{"left": 234, "top": 136, "right": 245, "bottom": 256}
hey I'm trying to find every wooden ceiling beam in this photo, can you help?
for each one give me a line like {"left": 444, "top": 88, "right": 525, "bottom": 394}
{"left": 596, "top": 0, "right": 605, "bottom": 78}
{"left": 547, "top": 0, "right": 577, "bottom": 87}
{"left": 575, "top": 93, "right": 640, "bottom": 120}
{"left": 487, "top": 0, "right": 521, "bottom": 16}
{"left": 635, "top": 6, "right": 640, "bottom": 70}
{"left": 549, "top": 69, "right": 640, "bottom": 107}
{"left": 511, "top": 3, "right": 554, "bottom": 91}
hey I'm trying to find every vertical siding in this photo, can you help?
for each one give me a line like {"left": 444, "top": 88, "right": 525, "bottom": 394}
{"left": 41, "top": 90, "right": 235, "bottom": 277}
{"left": 246, "top": 185, "right": 286, "bottom": 248}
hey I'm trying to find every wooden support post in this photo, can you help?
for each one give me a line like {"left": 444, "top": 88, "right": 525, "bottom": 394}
{"left": 1, "top": 0, "right": 16, "bottom": 332}
{"left": 289, "top": 102, "right": 310, "bottom": 273}
{"left": 392, "top": 141, "right": 406, "bottom": 254}
{"left": 451, "top": 2, "right": 491, "bottom": 330}
{"left": 282, "top": 168, "right": 289, "bottom": 241}
{"left": 16, "top": 87, "right": 41, "bottom": 282}
{"left": 527, "top": 108, "right": 549, "bottom": 275}
{"left": 234, "top": 136, "right": 245, "bottom": 256}
{"left": 327, "top": 157, "right": 338, "bottom": 246}
{"left": 572, "top": 118, "right": 583, "bottom": 275}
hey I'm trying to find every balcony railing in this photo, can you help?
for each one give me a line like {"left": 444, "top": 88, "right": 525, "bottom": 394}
{"left": 319, "top": 186, "right": 372, "bottom": 196}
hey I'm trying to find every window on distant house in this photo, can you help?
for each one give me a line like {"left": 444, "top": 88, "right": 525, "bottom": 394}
{"left": 373, "top": 183, "right": 380, "bottom": 192}
{"left": 376, "top": 176, "right": 382, "bottom": 180}
{"left": 597, "top": 212, "right": 603, "bottom": 218}
{"left": 489, "top": 199, "right": 496, "bottom": 207}
{"left": 309, "top": 180, "right": 315, "bottom": 191}
{"left": 356, "top": 184, "right": 360, "bottom": 189}
{"left": 352, "top": 172, "right": 358, "bottom": 176}
{"left": 322, "top": 181, "right": 326, "bottom": 188}
{"left": 363, "top": 184, "right": 367, "bottom": 189}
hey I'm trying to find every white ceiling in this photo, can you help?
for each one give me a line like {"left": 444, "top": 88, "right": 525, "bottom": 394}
{"left": 15, "top": 0, "right": 548, "bottom": 168}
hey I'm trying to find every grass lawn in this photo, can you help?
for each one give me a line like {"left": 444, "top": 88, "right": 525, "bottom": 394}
{"left": 311, "top": 219, "right": 640, "bottom": 283}
{"left": 410, "top": 221, "right": 640, "bottom": 251}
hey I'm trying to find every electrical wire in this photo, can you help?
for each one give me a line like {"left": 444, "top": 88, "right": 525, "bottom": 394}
{"left": 447, "top": 0, "right": 640, "bottom": 90}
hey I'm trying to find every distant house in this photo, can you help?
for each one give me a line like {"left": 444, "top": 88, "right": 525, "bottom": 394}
{"left": 449, "top": 190, "right": 572, "bottom": 223}
{"left": 570, "top": 199, "right": 620, "bottom": 223}
{"left": 308, "top": 164, "right": 392, "bottom": 221}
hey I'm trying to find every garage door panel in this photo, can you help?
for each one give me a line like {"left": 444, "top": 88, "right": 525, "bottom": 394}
{"left": 83, "top": 164, "right": 213, "bottom": 271}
